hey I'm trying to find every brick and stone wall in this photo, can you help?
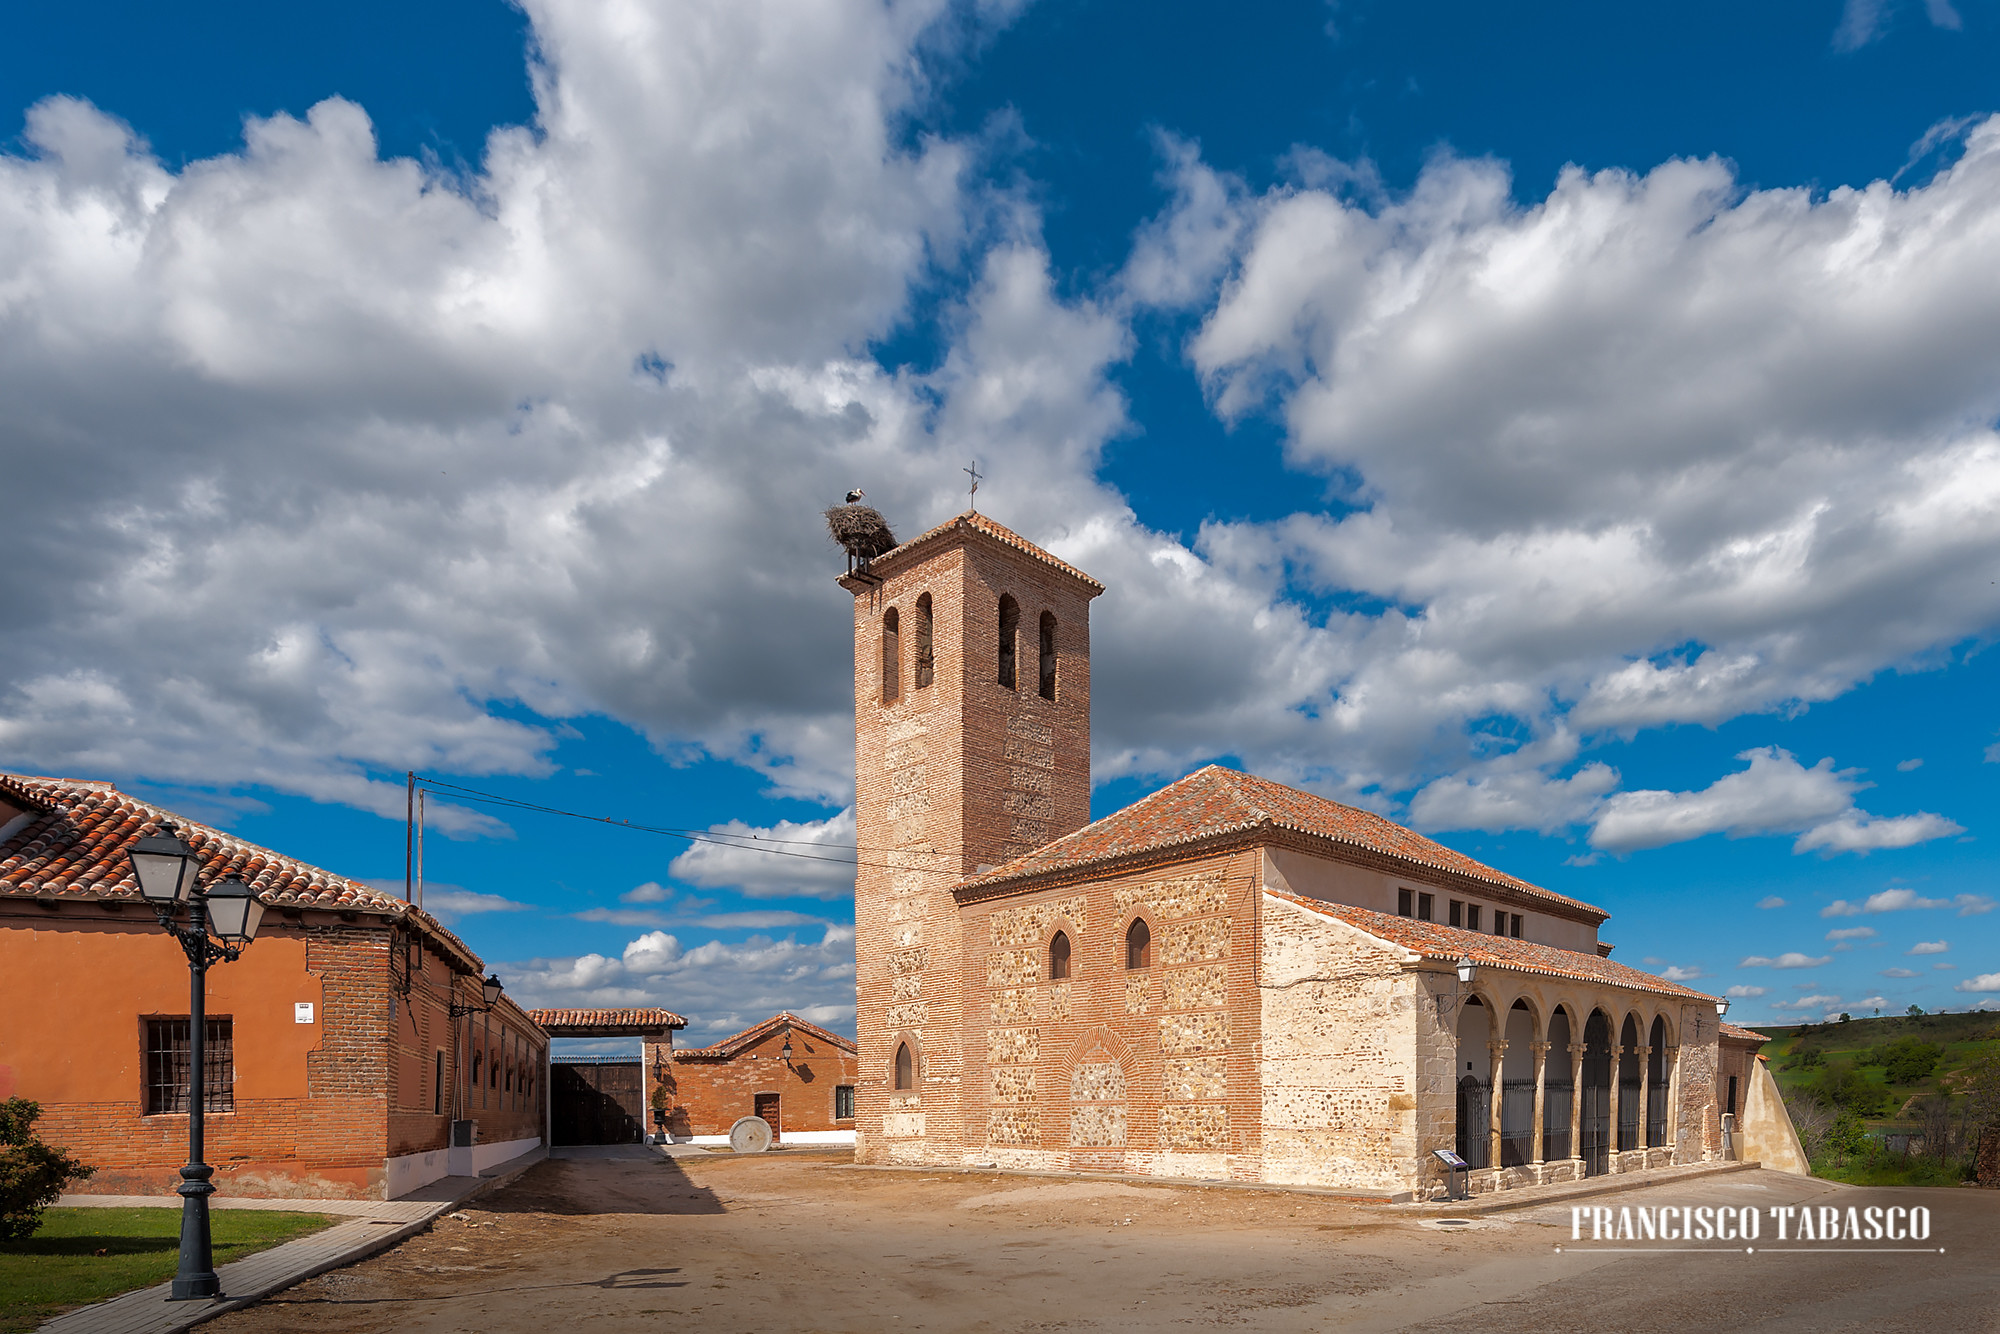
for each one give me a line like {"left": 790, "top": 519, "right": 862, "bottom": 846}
{"left": 958, "top": 849, "right": 1263, "bottom": 1180}
{"left": 847, "top": 520, "right": 1098, "bottom": 1168}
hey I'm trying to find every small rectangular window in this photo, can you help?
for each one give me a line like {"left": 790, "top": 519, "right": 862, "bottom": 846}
{"left": 434, "top": 1050, "right": 445, "bottom": 1116}
{"left": 1448, "top": 900, "right": 1463, "bottom": 927}
{"left": 835, "top": 1085, "right": 856, "bottom": 1120}
{"left": 1493, "top": 913, "right": 1507, "bottom": 935}
{"left": 144, "top": 1017, "right": 233, "bottom": 1115}
{"left": 1398, "top": 888, "right": 1413, "bottom": 917}
{"left": 1417, "top": 893, "right": 1434, "bottom": 922}
{"left": 1726, "top": 1075, "right": 1738, "bottom": 1115}
{"left": 1511, "top": 914, "right": 1523, "bottom": 938}
{"left": 1466, "top": 905, "right": 1482, "bottom": 932}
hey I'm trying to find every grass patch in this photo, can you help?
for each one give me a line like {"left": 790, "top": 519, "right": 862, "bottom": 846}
{"left": 1806, "top": 1150, "right": 1976, "bottom": 1188}
{"left": 0, "top": 1207, "right": 333, "bottom": 1333}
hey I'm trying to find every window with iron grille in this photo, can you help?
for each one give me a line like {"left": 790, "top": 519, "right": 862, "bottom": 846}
{"left": 144, "top": 1017, "right": 234, "bottom": 1115}
{"left": 835, "top": 1085, "right": 855, "bottom": 1120}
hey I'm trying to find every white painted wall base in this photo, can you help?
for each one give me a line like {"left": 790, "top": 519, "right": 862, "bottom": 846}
{"left": 384, "top": 1148, "right": 451, "bottom": 1201}
{"left": 471, "top": 1136, "right": 543, "bottom": 1174}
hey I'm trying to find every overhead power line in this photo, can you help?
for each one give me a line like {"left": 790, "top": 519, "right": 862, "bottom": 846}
{"left": 413, "top": 775, "right": 960, "bottom": 877}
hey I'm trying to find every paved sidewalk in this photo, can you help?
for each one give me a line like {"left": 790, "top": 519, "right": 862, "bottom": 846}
{"left": 38, "top": 1148, "right": 547, "bottom": 1334}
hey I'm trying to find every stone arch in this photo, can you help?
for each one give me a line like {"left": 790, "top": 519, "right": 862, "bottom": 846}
{"left": 1048, "top": 927, "right": 1073, "bottom": 981}
{"left": 1617, "top": 1013, "right": 1643, "bottom": 1152}
{"left": 1453, "top": 995, "right": 1495, "bottom": 1167}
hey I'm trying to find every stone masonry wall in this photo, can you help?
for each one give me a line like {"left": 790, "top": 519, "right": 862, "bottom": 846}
{"left": 1257, "top": 891, "right": 1421, "bottom": 1193}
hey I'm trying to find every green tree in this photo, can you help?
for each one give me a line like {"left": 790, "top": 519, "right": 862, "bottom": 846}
{"left": 0, "top": 1098, "right": 95, "bottom": 1243}
{"left": 1881, "top": 1038, "right": 1944, "bottom": 1085}
{"left": 1827, "top": 1107, "right": 1868, "bottom": 1168}
{"left": 1907, "top": 1004, "right": 1925, "bottom": 1018}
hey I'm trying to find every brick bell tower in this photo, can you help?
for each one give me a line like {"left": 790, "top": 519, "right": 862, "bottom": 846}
{"left": 839, "top": 512, "right": 1102, "bottom": 1164}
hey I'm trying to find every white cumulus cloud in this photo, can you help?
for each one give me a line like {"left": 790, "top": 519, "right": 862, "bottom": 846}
{"left": 1954, "top": 973, "right": 2000, "bottom": 993}
{"left": 1740, "top": 952, "right": 1832, "bottom": 969}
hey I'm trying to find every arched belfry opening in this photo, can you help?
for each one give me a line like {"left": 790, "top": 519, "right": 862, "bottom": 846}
{"left": 1038, "top": 611, "right": 1057, "bottom": 700}
{"left": 914, "top": 593, "right": 934, "bottom": 689}
{"left": 881, "top": 607, "right": 900, "bottom": 704}
{"left": 997, "top": 594, "right": 1020, "bottom": 689}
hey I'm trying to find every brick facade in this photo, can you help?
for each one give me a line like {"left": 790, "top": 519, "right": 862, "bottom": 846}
{"left": 655, "top": 1015, "right": 859, "bottom": 1141}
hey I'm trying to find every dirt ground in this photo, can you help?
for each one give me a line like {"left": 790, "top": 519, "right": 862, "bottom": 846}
{"left": 210, "top": 1149, "right": 2000, "bottom": 1333}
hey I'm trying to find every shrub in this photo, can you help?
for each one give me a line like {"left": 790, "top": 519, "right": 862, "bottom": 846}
{"left": 0, "top": 1098, "right": 95, "bottom": 1243}
{"left": 1881, "top": 1039, "right": 1944, "bottom": 1085}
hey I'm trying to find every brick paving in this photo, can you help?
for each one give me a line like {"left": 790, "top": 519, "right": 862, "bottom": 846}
{"left": 36, "top": 1148, "right": 546, "bottom": 1334}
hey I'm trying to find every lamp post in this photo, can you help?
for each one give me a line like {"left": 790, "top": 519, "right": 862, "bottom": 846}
{"left": 127, "top": 824, "right": 265, "bottom": 1302}
{"left": 779, "top": 1023, "right": 795, "bottom": 1071}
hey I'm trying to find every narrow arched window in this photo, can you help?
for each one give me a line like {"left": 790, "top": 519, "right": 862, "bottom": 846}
{"left": 1125, "top": 918, "right": 1151, "bottom": 970}
{"left": 894, "top": 1042, "right": 914, "bottom": 1090}
{"left": 997, "top": 595, "right": 1019, "bottom": 689}
{"left": 914, "top": 593, "right": 934, "bottom": 689}
{"left": 1049, "top": 930, "right": 1071, "bottom": 980}
{"left": 1038, "top": 611, "right": 1057, "bottom": 700}
{"left": 881, "top": 607, "right": 900, "bottom": 703}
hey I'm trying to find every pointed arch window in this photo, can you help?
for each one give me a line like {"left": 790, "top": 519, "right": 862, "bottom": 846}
{"left": 997, "top": 595, "right": 1019, "bottom": 689}
{"left": 881, "top": 607, "right": 900, "bottom": 704}
{"left": 1049, "top": 930, "right": 1072, "bottom": 981}
{"left": 914, "top": 593, "right": 934, "bottom": 689}
{"left": 1125, "top": 918, "right": 1151, "bottom": 970}
{"left": 893, "top": 1041, "right": 914, "bottom": 1090}
{"left": 1038, "top": 611, "right": 1057, "bottom": 700}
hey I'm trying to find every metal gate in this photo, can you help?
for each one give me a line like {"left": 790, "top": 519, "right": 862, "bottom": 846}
{"left": 1579, "top": 1085, "right": 1610, "bottom": 1177}
{"left": 1456, "top": 1077, "right": 1491, "bottom": 1168}
{"left": 551, "top": 1061, "right": 645, "bottom": 1146}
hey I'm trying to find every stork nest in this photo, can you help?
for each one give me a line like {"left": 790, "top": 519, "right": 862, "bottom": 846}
{"left": 824, "top": 504, "right": 898, "bottom": 561}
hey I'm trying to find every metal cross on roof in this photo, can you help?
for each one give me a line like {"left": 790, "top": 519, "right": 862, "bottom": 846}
{"left": 964, "top": 459, "right": 983, "bottom": 512}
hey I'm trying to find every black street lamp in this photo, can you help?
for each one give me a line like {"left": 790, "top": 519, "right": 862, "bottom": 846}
{"left": 128, "top": 823, "right": 265, "bottom": 1302}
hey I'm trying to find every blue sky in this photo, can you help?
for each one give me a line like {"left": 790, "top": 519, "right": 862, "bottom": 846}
{"left": 3, "top": 0, "right": 1997, "bottom": 1039}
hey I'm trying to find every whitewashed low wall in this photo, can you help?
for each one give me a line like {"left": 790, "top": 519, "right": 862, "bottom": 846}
{"left": 383, "top": 1148, "right": 451, "bottom": 1200}
{"left": 670, "top": 1130, "right": 856, "bottom": 1147}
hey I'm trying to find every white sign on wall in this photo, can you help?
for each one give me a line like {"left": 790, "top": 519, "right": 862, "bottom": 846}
{"left": 295, "top": 1002, "right": 315, "bottom": 1024}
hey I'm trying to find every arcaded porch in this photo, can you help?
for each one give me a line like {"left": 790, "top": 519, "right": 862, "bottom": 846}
{"left": 1442, "top": 978, "right": 1732, "bottom": 1196}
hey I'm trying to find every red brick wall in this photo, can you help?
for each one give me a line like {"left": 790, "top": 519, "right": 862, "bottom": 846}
{"left": 849, "top": 522, "right": 1099, "bottom": 1165}
{"left": 663, "top": 1028, "right": 859, "bottom": 1137}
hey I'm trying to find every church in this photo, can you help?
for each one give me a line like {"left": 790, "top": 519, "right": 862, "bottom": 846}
{"left": 841, "top": 510, "right": 1793, "bottom": 1199}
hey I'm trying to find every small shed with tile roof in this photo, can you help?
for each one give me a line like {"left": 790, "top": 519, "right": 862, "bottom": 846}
{"left": 0, "top": 773, "right": 550, "bottom": 1200}
{"left": 661, "top": 1013, "right": 860, "bottom": 1145}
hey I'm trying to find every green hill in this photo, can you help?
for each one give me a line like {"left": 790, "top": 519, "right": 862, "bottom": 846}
{"left": 1756, "top": 1010, "right": 2000, "bottom": 1186}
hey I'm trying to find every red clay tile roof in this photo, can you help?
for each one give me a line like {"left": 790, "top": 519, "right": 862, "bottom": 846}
{"left": 675, "top": 1012, "right": 856, "bottom": 1061}
{"left": 961, "top": 765, "right": 1606, "bottom": 920}
{"left": 1719, "top": 1022, "right": 1771, "bottom": 1043}
{"left": 1270, "top": 891, "right": 1713, "bottom": 1002}
{"left": 527, "top": 1007, "right": 688, "bottom": 1035}
{"left": 852, "top": 511, "right": 1104, "bottom": 592}
{"left": 0, "top": 772, "right": 485, "bottom": 972}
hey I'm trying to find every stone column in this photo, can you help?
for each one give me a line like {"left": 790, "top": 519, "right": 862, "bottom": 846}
{"left": 1530, "top": 1040, "right": 1550, "bottom": 1166}
{"left": 1568, "top": 1042, "right": 1586, "bottom": 1173}
{"left": 1661, "top": 1044, "right": 1680, "bottom": 1160}
{"left": 1487, "top": 1039, "right": 1508, "bottom": 1173}
{"left": 1636, "top": 1044, "right": 1653, "bottom": 1157}
{"left": 1608, "top": 1047, "right": 1623, "bottom": 1170}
